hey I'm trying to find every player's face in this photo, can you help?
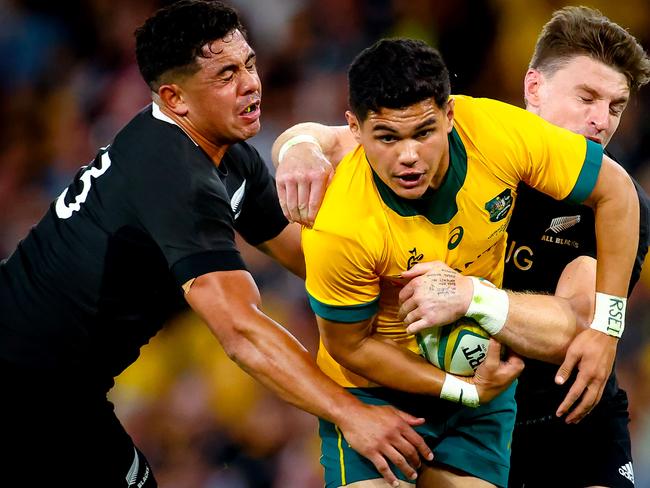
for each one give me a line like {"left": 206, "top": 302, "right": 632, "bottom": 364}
{"left": 180, "top": 30, "right": 262, "bottom": 145}
{"left": 525, "top": 55, "right": 629, "bottom": 147}
{"left": 346, "top": 98, "right": 454, "bottom": 199}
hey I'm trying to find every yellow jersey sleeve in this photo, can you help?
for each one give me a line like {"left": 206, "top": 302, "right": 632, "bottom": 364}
{"left": 302, "top": 226, "right": 382, "bottom": 323}
{"left": 454, "top": 96, "right": 604, "bottom": 203}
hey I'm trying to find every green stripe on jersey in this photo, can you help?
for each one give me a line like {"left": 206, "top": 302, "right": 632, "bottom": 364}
{"left": 565, "top": 139, "right": 603, "bottom": 204}
{"left": 307, "top": 294, "right": 379, "bottom": 323}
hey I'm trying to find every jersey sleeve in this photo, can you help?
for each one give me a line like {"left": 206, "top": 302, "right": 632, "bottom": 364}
{"left": 231, "top": 143, "right": 289, "bottom": 246}
{"left": 302, "top": 227, "right": 381, "bottom": 323}
{"left": 114, "top": 139, "right": 245, "bottom": 288}
{"left": 522, "top": 120, "right": 603, "bottom": 204}
{"left": 630, "top": 177, "right": 650, "bottom": 295}
{"left": 468, "top": 97, "right": 604, "bottom": 204}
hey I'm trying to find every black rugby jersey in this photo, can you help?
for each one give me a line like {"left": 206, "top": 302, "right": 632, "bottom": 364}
{"left": 0, "top": 104, "right": 288, "bottom": 379}
{"left": 503, "top": 170, "right": 649, "bottom": 414}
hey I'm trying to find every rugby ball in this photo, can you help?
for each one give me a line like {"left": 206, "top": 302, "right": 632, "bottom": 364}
{"left": 416, "top": 317, "right": 490, "bottom": 376}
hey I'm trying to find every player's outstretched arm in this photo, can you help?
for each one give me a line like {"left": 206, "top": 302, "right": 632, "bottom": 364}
{"left": 184, "top": 269, "right": 433, "bottom": 486}
{"left": 583, "top": 156, "right": 639, "bottom": 304}
{"left": 271, "top": 123, "right": 355, "bottom": 226}
{"left": 552, "top": 157, "right": 639, "bottom": 422}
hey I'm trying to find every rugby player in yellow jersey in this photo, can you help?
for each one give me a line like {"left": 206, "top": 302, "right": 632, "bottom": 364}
{"left": 272, "top": 38, "right": 639, "bottom": 488}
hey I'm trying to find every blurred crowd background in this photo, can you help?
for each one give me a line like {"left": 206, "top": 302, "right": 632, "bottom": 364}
{"left": 2, "top": 0, "right": 650, "bottom": 486}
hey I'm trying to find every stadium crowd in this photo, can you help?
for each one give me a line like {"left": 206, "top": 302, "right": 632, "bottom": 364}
{"left": 1, "top": 0, "right": 650, "bottom": 486}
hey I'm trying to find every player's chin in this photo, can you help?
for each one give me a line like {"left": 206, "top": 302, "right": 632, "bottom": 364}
{"left": 393, "top": 184, "right": 428, "bottom": 200}
{"left": 390, "top": 175, "right": 430, "bottom": 199}
{"left": 234, "top": 122, "right": 261, "bottom": 141}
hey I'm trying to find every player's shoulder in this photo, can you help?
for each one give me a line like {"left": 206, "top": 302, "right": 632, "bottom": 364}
{"left": 111, "top": 104, "right": 197, "bottom": 168}
{"left": 453, "top": 94, "right": 538, "bottom": 129}
{"left": 311, "top": 145, "right": 386, "bottom": 239}
{"left": 453, "top": 94, "right": 519, "bottom": 114}
{"left": 107, "top": 105, "right": 219, "bottom": 199}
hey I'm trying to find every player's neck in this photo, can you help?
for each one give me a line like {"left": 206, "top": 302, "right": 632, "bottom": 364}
{"left": 159, "top": 105, "right": 229, "bottom": 165}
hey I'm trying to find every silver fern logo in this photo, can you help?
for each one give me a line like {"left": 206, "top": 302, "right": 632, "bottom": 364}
{"left": 230, "top": 179, "right": 246, "bottom": 219}
{"left": 126, "top": 447, "right": 139, "bottom": 486}
{"left": 545, "top": 215, "right": 581, "bottom": 234}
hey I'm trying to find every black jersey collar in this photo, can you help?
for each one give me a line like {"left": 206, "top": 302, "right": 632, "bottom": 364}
{"left": 151, "top": 102, "right": 199, "bottom": 147}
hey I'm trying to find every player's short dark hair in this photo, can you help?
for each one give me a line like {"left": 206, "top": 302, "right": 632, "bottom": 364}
{"left": 531, "top": 6, "right": 650, "bottom": 90}
{"left": 348, "top": 38, "right": 451, "bottom": 121}
{"left": 135, "top": 0, "right": 245, "bottom": 91}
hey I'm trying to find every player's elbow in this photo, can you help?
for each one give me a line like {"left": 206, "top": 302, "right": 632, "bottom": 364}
{"left": 210, "top": 308, "right": 263, "bottom": 363}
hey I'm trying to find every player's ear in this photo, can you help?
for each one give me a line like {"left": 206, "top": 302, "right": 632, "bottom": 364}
{"left": 445, "top": 98, "right": 455, "bottom": 134}
{"left": 524, "top": 69, "right": 543, "bottom": 110}
{"left": 158, "top": 83, "right": 189, "bottom": 116}
{"left": 345, "top": 111, "right": 362, "bottom": 143}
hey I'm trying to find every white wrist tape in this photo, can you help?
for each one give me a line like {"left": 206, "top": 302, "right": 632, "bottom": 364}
{"left": 465, "top": 277, "right": 509, "bottom": 336}
{"left": 278, "top": 134, "right": 322, "bottom": 163}
{"left": 440, "top": 374, "right": 480, "bottom": 408}
{"left": 589, "top": 292, "right": 626, "bottom": 338}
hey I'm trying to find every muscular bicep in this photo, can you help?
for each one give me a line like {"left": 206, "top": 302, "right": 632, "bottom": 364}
{"left": 184, "top": 269, "right": 262, "bottom": 349}
{"left": 317, "top": 315, "right": 375, "bottom": 363}
{"left": 582, "top": 155, "right": 627, "bottom": 207}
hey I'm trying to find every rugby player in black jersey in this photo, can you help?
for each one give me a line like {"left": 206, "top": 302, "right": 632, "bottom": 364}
{"left": 501, "top": 8, "right": 650, "bottom": 487}
{"left": 272, "top": 7, "right": 649, "bottom": 488}
{"left": 0, "top": 1, "right": 439, "bottom": 486}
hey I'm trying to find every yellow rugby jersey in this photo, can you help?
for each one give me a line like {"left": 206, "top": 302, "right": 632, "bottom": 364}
{"left": 303, "top": 95, "right": 603, "bottom": 388}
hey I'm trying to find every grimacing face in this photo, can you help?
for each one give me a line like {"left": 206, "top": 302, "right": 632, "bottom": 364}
{"left": 177, "top": 29, "right": 262, "bottom": 146}
{"left": 525, "top": 55, "right": 630, "bottom": 147}
{"left": 346, "top": 98, "right": 455, "bottom": 199}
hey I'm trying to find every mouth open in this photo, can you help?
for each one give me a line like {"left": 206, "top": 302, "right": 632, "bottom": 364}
{"left": 240, "top": 100, "right": 260, "bottom": 116}
{"left": 399, "top": 173, "right": 421, "bottom": 182}
{"left": 395, "top": 172, "right": 424, "bottom": 189}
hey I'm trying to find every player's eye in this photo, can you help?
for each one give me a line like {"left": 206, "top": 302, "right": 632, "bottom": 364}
{"left": 377, "top": 134, "right": 397, "bottom": 143}
{"left": 610, "top": 106, "right": 624, "bottom": 116}
{"left": 416, "top": 129, "right": 433, "bottom": 139}
{"left": 579, "top": 96, "right": 593, "bottom": 103}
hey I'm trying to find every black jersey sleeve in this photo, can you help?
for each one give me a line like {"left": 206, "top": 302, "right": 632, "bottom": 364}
{"left": 231, "top": 143, "right": 289, "bottom": 246}
{"left": 629, "top": 178, "right": 650, "bottom": 295}
{"left": 113, "top": 124, "right": 246, "bottom": 287}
